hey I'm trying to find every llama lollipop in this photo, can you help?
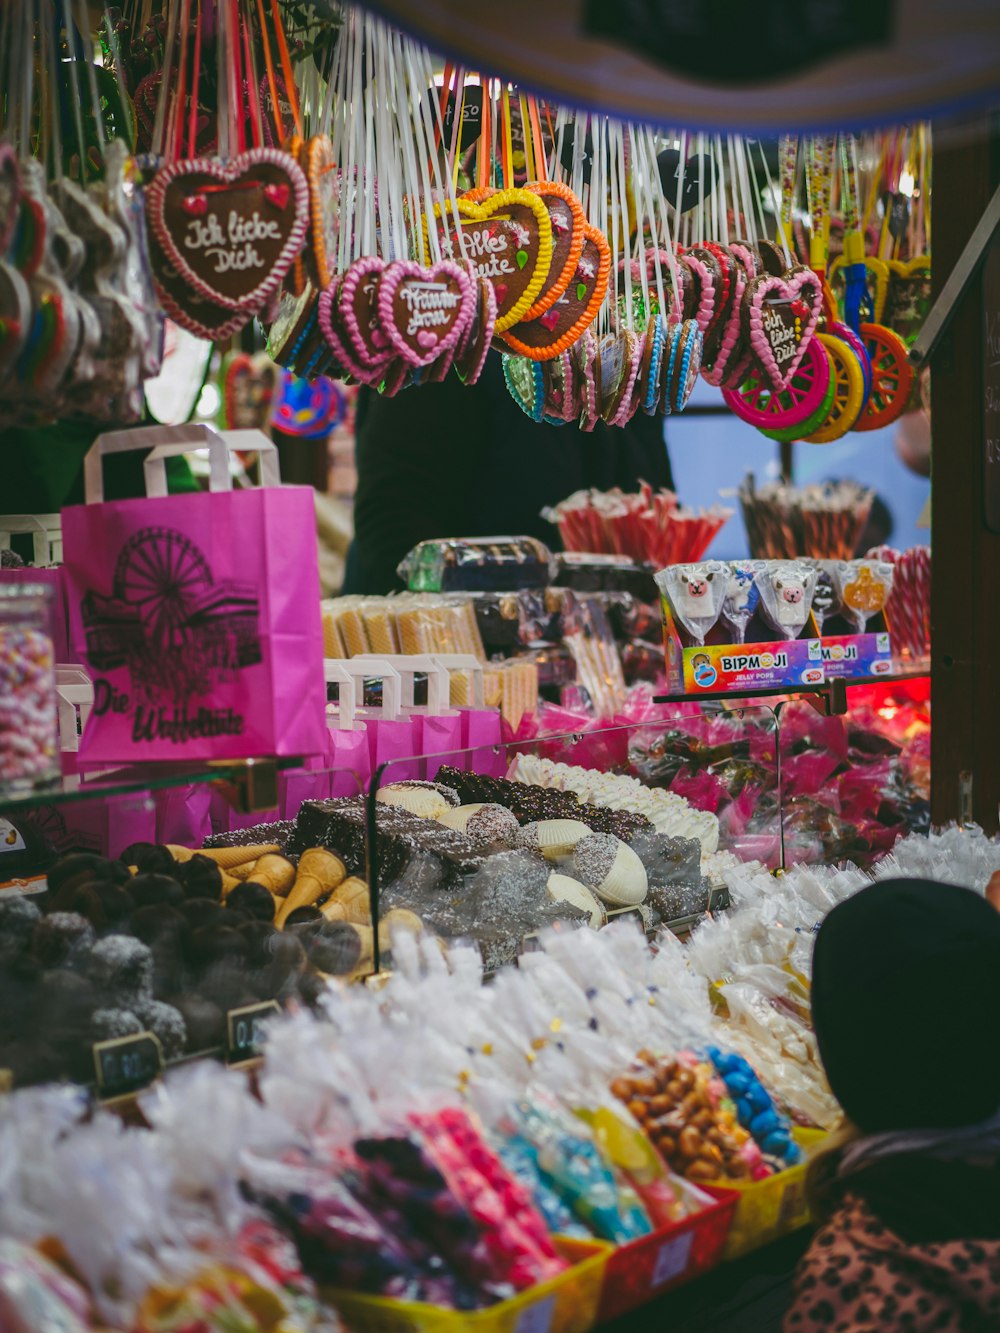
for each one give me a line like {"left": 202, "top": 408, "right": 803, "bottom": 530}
{"left": 721, "top": 560, "right": 763, "bottom": 642}
{"left": 655, "top": 561, "right": 727, "bottom": 645}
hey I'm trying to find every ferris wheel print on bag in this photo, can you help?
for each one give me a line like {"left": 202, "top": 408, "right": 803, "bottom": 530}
{"left": 80, "top": 527, "right": 261, "bottom": 706}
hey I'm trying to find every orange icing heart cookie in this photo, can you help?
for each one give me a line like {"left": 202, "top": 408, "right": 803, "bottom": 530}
{"left": 428, "top": 188, "right": 552, "bottom": 333}
{"left": 501, "top": 223, "right": 608, "bottom": 361}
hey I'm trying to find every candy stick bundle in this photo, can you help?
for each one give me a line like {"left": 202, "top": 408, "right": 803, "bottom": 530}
{"left": 866, "top": 544, "right": 931, "bottom": 659}
{"left": 547, "top": 486, "right": 731, "bottom": 566}
{"left": 739, "top": 475, "right": 873, "bottom": 561}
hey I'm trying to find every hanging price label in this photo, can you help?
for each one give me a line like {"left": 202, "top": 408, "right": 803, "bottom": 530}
{"left": 226, "top": 1000, "right": 280, "bottom": 1063}
{"left": 93, "top": 1031, "right": 163, "bottom": 1100}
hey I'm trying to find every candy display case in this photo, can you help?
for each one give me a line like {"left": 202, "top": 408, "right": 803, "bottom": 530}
{"left": 0, "top": 760, "right": 369, "bottom": 1095}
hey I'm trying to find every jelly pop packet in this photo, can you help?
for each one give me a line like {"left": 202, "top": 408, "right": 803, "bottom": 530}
{"left": 754, "top": 561, "right": 817, "bottom": 638}
{"left": 832, "top": 559, "right": 894, "bottom": 634}
{"left": 721, "top": 560, "right": 764, "bottom": 642}
{"left": 809, "top": 560, "right": 840, "bottom": 633}
{"left": 654, "top": 560, "right": 727, "bottom": 645}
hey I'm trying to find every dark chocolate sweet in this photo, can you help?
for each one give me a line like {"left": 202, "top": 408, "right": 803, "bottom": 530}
{"left": 32, "top": 912, "right": 95, "bottom": 966}
{"left": 119, "top": 842, "right": 178, "bottom": 876}
{"left": 177, "top": 853, "right": 224, "bottom": 902}
{"left": 135, "top": 998, "right": 187, "bottom": 1060}
{"left": 284, "top": 905, "right": 324, "bottom": 927}
{"left": 433, "top": 768, "right": 653, "bottom": 839}
{"left": 130, "top": 873, "right": 186, "bottom": 910}
{"left": 83, "top": 935, "right": 154, "bottom": 998}
{"left": 169, "top": 994, "right": 226, "bottom": 1052}
{"left": 90, "top": 1007, "right": 143, "bottom": 1041}
{"left": 204, "top": 820, "right": 295, "bottom": 851}
{"left": 55, "top": 879, "right": 135, "bottom": 929}
{"left": 226, "top": 881, "right": 277, "bottom": 922}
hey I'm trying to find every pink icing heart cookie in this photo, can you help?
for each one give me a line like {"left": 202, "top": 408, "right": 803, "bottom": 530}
{"left": 146, "top": 147, "right": 308, "bottom": 314}
{"left": 455, "top": 276, "right": 497, "bottom": 386}
{"left": 377, "top": 258, "right": 474, "bottom": 368}
{"left": 742, "top": 265, "right": 823, "bottom": 392}
{"left": 318, "top": 257, "right": 392, "bottom": 384}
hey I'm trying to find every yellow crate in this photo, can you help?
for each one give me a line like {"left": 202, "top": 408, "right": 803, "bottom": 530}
{"left": 322, "top": 1238, "right": 610, "bottom": 1333}
{"left": 722, "top": 1128, "right": 827, "bottom": 1260}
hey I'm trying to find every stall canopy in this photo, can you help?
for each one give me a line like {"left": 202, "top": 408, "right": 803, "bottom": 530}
{"left": 350, "top": 0, "right": 1000, "bottom": 132}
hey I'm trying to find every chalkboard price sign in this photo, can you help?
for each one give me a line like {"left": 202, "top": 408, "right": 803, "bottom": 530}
{"left": 226, "top": 1001, "right": 280, "bottom": 1064}
{"left": 93, "top": 1031, "right": 163, "bottom": 1100}
{"left": 983, "top": 234, "right": 1000, "bottom": 532}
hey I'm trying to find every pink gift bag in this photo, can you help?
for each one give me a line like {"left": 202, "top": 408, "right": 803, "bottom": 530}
{"left": 318, "top": 662, "right": 372, "bottom": 795}
{"left": 336, "top": 659, "right": 422, "bottom": 784}
{"left": 1, "top": 515, "right": 71, "bottom": 663}
{"left": 155, "top": 783, "right": 214, "bottom": 846}
{"left": 62, "top": 426, "right": 325, "bottom": 767}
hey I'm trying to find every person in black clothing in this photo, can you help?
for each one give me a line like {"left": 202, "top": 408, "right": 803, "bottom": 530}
{"left": 785, "top": 878, "right": 1000, "bottom": 1331}
{"left": 343, "top": 354, "right": 672, "bottom": 594}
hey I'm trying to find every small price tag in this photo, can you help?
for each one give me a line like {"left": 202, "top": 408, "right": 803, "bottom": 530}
{"left": 515, "top": 1294, "right": 555, "bottom": 1333}
{"left": 226, "top": 1001, "right": 280, "bottom": 1063}
{"left": 650, "top": 1230, "right": 694, "bottom": 1290}
{"left": 93, "top": 1031, "right": 163, "bottom": 1100}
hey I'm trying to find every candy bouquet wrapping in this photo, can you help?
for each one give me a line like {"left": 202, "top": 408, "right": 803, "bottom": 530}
{"left": 63, "top": 427, "right": 326, "bottom": 766}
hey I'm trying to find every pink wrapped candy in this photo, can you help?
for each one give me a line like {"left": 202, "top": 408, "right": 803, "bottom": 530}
{"left": 0, "top": 584, "right": 59, "bottom": 792}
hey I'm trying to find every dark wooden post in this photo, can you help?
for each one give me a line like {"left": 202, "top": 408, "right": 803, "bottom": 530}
{"left": 930, "top": 117, "right": 1000, "bottom": 827}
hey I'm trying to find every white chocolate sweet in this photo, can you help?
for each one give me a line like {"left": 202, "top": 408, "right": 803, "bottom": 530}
{"left": 572, "top": 833, "right": 648, "bottom": 907}
{"left": 508, "top": 755, "right": 720, "bottom": 855}
{"left": 546, "top": 873, "right": 607, "bottom": 928}
{"left": 515, "top": 819, "right": 593, "bottom": 861}
{"left": 377, "top": 781, "right": 460, "bottom": 820}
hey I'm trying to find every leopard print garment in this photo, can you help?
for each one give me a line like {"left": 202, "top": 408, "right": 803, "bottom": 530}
{"left": 784, "top": 1194, "right": 1000, "bottom": 1331}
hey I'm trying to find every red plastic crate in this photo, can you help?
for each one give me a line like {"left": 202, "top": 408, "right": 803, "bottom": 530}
{"left": 596, "top": 1186, "right": 739, "bottom": 1321}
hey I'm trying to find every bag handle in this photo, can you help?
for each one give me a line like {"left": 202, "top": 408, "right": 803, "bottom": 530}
{"left": 431, "top": 653, "right": 485, "bottom": 707}
{"left": 0, "top": 513, "right": 61, "bottom": 566}
{"left": 323, "top": 659, "right": 358, "bottom": 732}
{"left": 85, "top": 425, "right": 282, "bottom": 503}
{"left": 337, "top": 658, "right": 402, "bottom": 721}
{"left": 86, "top": 424, "right": 230, "bottom": 503}
{"left": 145, "top": 431, "right": 281, "bottom": 496}
{"left": 350, "top": 653, "right": 451, "bottom": 715}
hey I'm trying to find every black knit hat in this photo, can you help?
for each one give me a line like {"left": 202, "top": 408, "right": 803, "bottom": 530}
{"left": 812, "top": 878, "right": 1000, "bottom": 1134}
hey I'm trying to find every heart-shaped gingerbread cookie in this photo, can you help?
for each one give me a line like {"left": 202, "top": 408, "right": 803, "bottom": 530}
{"left": 501, "top": 223, "right": 608, "bottom": 360}
{"left": 743, "top": 266, "right": 823, "bottom": 392}
{"left": 378, "top": 259, "right": 474, "bottom": 368}
{"left": 146, "top": 147, "right": 308, "bottom": 314}
{"left": 430, "top": 188, "right": 552, "bottom": 333}
{"left": 328, "top": 256, "right": 392, "bottom": 381}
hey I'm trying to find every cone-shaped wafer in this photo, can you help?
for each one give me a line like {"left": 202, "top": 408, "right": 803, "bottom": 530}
{"left": 243, "top": 854, "right": 296, "bottom": 897}
{"left": 219, "top": 870, "right": 242, "bottom": 898}
{"left": 324, "top": 876, "right": 371, "bottom": 924}
{"left": 320, "top": 898, "right": 348, "bottom": 922}
{"left": 228, "top": 859, "right": 260, "bottom": 883}
{"left": 275, "top": 847, "right": 347, "bottom": 928}
{"left": 380, "top": 908, "right": 423, "bottom": 936}
{"left": 196, "top": 844, "right": 280, "bottom": 869}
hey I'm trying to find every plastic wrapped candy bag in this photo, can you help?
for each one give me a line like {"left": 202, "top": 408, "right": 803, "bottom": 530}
{"left": 720, "top": 560, "right": 764, "bottom": 642}
{"left": 654, "top": 561, "right": 727, "bottom": 645}
{"left": 808, "top": 560, "right": 840, "bottom": 633}
{"left": 832, "top": 559, "right": 894, "bottom": 634}
{"left": 754, "top": 561, "right": 817, "bottom": 638}
{"left": 0, "top": 1240, "right": 93, "bottom": 1333}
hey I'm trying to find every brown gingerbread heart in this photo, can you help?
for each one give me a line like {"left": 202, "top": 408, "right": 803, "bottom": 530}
{"left": 147, "top": 147, "right": 309, "bottom": 313}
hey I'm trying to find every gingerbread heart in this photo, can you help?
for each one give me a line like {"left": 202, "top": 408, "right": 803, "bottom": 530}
{"left": 522, "top": 181, "right": 585, "bottom": 320}
{"left": 702, "top": 246, "right": 747, "bottom": 386}
{"left": 320, "top": 256, "right": 392, "bottom": 382}
{"left": 148, "top": 228, "right": 253, "bottom": 340}
{"left": 378, "top": 258, "right": 474, "bottom": 368}
{"left": 431, "top": 188, "right": 552, "bottom": 333}
{"left": 0, "top": 261, "right": 31, "bottom": 385}
{"left": 146, "top": 148, "right": 309, "bottom": 314}
{"left": 455, "top": 276, "right": 497, "bottom": 386}
{"left": 742, "top": 266, "right": 823, "bottom": 392}
{"left": 0, "top": 144, "right": 21, "bottom": 256}
{"left": 575, "top": 329, "right": 601, "bottom": 432}
{"left": 501, "top": 223, "right": 608, "bottom": 360}
{"left": 682, "top": 247, "right": 723, "bottom": 355}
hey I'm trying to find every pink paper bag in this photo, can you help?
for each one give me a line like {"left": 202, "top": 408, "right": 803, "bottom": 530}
{"left": 366, "top": 715, "right": 422, "bottom": 784}
{"left": 62, "top": 426, "right": 325, "bottom": 767}
{"left": 155, "top": 783, "right": 214, "bottom": 846}
{"left": 459, "top": 706, "right": 506, "bottom": 777}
